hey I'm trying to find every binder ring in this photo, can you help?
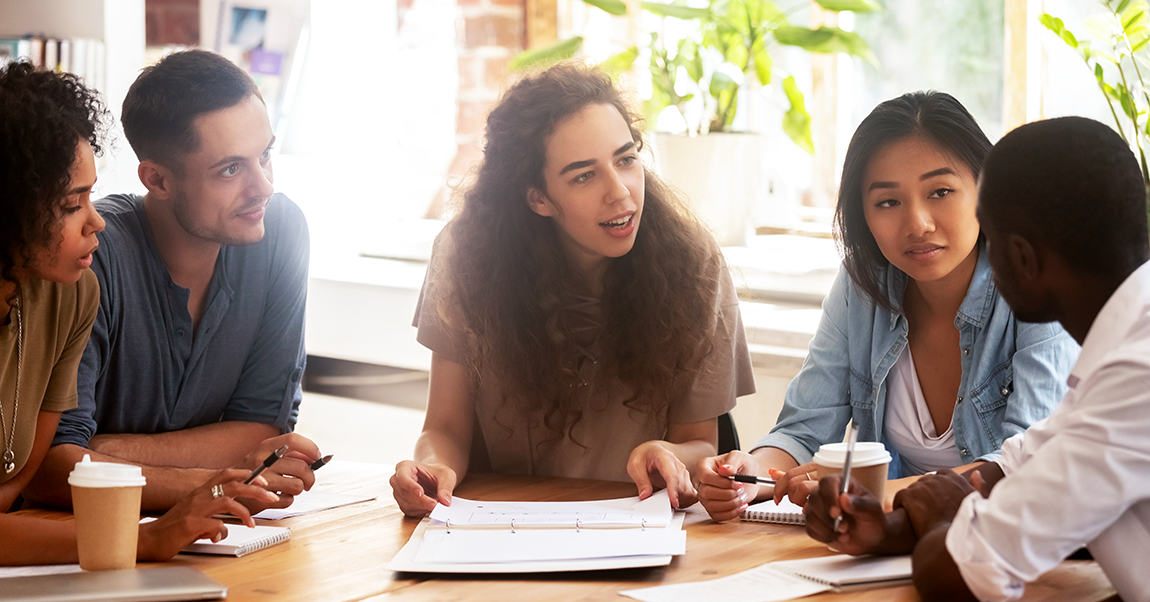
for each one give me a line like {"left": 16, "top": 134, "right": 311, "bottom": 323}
{"left": 445, "top": 520, "right": 451, "bottom": 534}
{"left": 576, "top": 519, "right": 581, "bottom": 532}
{"left": 641, "top": 519, "right": 647, "bottom": 531}
{"left": 510, "top": 519, "right": 516, "bottom": 533}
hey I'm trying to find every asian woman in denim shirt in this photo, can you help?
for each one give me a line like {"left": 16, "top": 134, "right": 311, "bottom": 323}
{"left": 695, "top": 92, "right": 1080, "bottom": 521}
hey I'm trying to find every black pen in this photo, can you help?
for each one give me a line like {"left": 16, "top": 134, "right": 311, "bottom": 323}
{"left": 244, "top": 444, "right": 289, "bottom": 484}
{"left": 310, "top": 454, "right": 333, "bottom": 471}
{"left": 727, "top": 474, "right": 776, "bottom": 486}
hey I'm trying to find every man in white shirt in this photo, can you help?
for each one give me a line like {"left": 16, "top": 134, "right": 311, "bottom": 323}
{"left": 802, "top": 116, "right": 1150, "bottom": 602}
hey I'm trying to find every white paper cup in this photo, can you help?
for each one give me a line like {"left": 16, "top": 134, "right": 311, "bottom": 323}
{"left": 812, "top": 441, "right": 892, "bottom": 501}
{"left": 68, "top": 455, "right": 146, "bottom": 571}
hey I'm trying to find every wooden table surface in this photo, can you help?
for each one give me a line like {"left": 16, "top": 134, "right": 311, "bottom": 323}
{"left": 20, "top": 461, "right": 1117, "bottom": 602}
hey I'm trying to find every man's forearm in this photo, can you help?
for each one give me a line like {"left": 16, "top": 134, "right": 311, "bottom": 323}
{"left": 88, "top": 421, "right": 280, "bottom": 468}
{"left": 912, "top": 524, "right": 978, "bottom": 602}
{"left": 24, "top": 444, "right": 217, "bottom": 512}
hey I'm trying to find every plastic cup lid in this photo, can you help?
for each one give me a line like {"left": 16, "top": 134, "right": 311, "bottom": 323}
{"left": 812, "top": 441, "right": 892, "bottom": 469}
{"left": 68, "top": 454, "right": 147, "bottom": 488}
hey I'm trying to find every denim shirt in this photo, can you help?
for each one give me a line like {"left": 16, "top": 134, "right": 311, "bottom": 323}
{"left": 755, "top": 247, "right": 1080, "bottom": 478}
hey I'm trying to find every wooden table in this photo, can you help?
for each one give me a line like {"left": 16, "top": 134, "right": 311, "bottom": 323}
{"left": 20, "top": 461, "right": 1117, "bottom": 601}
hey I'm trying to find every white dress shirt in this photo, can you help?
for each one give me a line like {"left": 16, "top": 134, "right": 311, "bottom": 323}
{"left": 946, "top": 259, "right": 1150, "bottom": 602}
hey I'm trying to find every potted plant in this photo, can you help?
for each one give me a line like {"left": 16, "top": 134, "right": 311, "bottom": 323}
{"left": 513, "top": 0, "right": 879, "bottom": 245}
{"left": 1040, "top": 0, "right": 1150, "bottom": 222}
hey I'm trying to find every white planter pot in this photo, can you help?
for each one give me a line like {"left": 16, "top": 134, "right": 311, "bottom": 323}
{"left": 652, "top": 132, "right": 764, "bottom": 247}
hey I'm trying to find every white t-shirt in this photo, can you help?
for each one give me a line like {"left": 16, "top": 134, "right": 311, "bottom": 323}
{"left": 884, "top": 347, "right": 964, "bottom": 475}
{"left": 946, "top": 260, "right": 1150, "bottom": 602}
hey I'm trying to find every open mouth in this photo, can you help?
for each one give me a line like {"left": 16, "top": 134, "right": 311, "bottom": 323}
{"left": 600, "top": 214, "right": 633, "bottom": 229}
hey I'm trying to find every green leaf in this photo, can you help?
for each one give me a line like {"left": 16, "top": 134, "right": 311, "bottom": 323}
{"left": 775, "top": 26, "right": 877, "bottom": 65}
{"left": 509, "top": 37, "right": 583, "bottom": 71}
{"left": 640, "top": 1, "right": 710, "bottom": 20}
{"left": 1038, "top": 14, "right": 1065, "bottom": 35}
{"left": 813, "top": 0, "right": 880, "bottom": 13}
{"left": 781, "top": 76, "right": 814, "bottom": 154}
{"left": 752, "top": 44, "right": 772, "bottom": 85}
{"left": 600, "top": 46, "right": 640, "bottom": 74}
{"left": 1122, "top": 3, "right": 1148, "bottom": 32}
{"left": 1096, "top": 61, "right": 1107, "bottom": 84}
{"left": 1118, "top": 0, "right": 1136, "bottom": 16}
{"left": 582, "top": 0, "right": 628, "bottom": 16}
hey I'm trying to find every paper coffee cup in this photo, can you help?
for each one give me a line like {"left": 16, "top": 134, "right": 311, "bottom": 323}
{"left": 812, "top": 442, "right": 892, "bottom": 501}
{"left": 68, "top": 455, "right": 146, "bottom": 571}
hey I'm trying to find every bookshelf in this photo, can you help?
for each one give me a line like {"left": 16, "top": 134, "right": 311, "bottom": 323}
{"left": 0, "top": 0, "right": 147, "bottom": 193}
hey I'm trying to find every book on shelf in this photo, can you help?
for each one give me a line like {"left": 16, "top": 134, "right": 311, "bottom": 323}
{"left": 0, "top": 34, "right": 105, "bottom": 92}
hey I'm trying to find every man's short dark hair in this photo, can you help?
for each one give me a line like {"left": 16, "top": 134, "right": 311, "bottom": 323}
{"left": 121, "top": 49, "right": 261, "bottom": 172}
{"left": 980, "top": 116, "right": 1149, "bottom": 277}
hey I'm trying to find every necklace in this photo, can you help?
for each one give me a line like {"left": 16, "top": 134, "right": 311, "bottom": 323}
{"left": 1, "top": 294, "right": 22, "bottom": 474}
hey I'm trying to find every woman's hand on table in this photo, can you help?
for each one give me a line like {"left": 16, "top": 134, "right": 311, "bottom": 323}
{"left": 768, "top": 463, "right": 820, "bottom": 507}
{"left": 627, "top": 441, "right": 696, "bottom": 509}
{"left": 137, "top": 468, "right": 278, "bottom": 561}
{"left": 695, "top": 451, "right": 764, "bottom": 521}
{"left": 391, "top": 460, "right": 458, "bottom": 517}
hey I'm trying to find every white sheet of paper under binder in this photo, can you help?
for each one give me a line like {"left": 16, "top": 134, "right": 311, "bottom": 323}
{"left": 619, "top": 563, "right": 831, "bottom": 602}
{"left": 414, "top": 525, "right": 686, "bottom": 564}
{"left": 428, "top": 489, "right": 673, "bottom": 528}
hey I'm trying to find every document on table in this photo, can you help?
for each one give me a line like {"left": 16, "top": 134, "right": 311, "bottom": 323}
{"left": 621, "top": 554, "right": 912, "bottom": 602}
{"left": 0, "top": 565, "right": 83, "bottom": 579}
{"left": 387, "top": 490, "right": 686, "bottom": 573}
{"left": 253, "top": 488, "right": 376, "bottom": 520}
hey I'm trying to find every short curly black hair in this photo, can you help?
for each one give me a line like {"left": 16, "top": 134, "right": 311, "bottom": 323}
{"left": 0, "top": 61, "right": 109, "bottom": 293}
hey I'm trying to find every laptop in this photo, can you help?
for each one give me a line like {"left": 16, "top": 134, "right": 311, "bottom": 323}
{"left": 0, "top": 566, "right": 226, "bottom": 602}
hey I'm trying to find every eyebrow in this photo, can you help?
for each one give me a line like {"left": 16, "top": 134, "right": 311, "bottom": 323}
{"left": 208, "top": 136, "right": 277, "bottom": 170}
{"left": 866, "top": 166, "right": 958, "bottom": 192}
{"left": 558, "top": 141, "right": 636, "bottom": 175}
{"left": 66, "top": 183, "right": 94, "bottom": 195}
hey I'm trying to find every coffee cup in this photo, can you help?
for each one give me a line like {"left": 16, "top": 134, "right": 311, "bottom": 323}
{"left": 812, "top": 441, "right": 892, "bottom": 501}
{"left": 68, "top": 455, "right": 146, "bottom": 571}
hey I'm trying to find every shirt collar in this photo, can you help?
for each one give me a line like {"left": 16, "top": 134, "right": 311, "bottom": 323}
{"left": 884, "top": 240, "right": 993, "bottom": 331}
{"left": 1067, "top": 258, "right": 1150, "bottom": 389}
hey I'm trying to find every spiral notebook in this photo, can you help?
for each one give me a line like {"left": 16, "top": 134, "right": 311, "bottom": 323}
{"left": 182, "top": 524, "right": 291, "bottom": 557}
{"left": 740, "top": 498, "right": 805, "bottom": 525}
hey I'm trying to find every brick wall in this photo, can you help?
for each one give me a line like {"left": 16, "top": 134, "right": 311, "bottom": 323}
{"left": 427, "top": 0, "right": 523, "bottom": 217}
{"left": 145, "top": 0, "right": 199, "bottom": 47}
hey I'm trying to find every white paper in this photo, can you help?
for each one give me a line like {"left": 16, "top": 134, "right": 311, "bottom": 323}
{"left": 253, "top": 488, "right": 376, "bottom": 520}
{"left": 429, "top": 489, "right": 672, "bottom": 528}
{"left": 621, "top": 563, "right": 832, "bottom": 602}
{"left": 385, "top": 514, "right": 684, "bottom": 573}
{"left": 415, "top": 524, "right": 685, "bottom": 564}
{"left": 0, "top": 565, "right": 83, "bottom": 579}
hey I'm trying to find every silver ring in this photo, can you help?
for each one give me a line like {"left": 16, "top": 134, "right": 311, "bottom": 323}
{"left": 805, "top": 472, "right": 814, "bottom": 481}
{"left": 211, "top": 484, "right": 225, "bottom": 499}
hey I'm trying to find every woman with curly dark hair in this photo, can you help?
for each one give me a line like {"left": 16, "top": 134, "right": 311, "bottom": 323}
{"left": 0, "top": 62, "right": 277, "bottom": 564}
{"left": 391, "top": 63, "right": 756, "bottom": 516}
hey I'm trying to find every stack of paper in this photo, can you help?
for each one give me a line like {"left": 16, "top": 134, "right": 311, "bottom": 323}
{"left": 386, "top": 490, "right": 686, "bottom": 572}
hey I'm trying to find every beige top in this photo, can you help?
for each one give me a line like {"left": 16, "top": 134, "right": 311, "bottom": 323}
{"left": 0, "top": 271, "right": 98, "bottom": 485}
{"left": 414, "top": 237, "right": 755, "bottom": 483}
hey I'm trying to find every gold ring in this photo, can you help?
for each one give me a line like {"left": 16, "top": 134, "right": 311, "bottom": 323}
{"left": 805, "top": 472, "right": 813, "bottom": 481}
{"left": 211, "top": 484, "right": 225, "bottom": 499}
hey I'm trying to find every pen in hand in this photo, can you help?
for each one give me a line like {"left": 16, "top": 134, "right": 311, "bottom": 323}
{"left": 310, "top": 454, "right": 333, "bottom": 471}
{"left": 244, "top": 444, "right": 289, "bottom": 485}
{"left": 727, "top": 474, "right": 775, "bottom": 486}
{"left": 834, "top": 423, "right": 860, "bottom": 532}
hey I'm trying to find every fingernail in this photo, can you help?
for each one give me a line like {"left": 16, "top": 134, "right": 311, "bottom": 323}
{"left": 738, "top": 490, "right": 747, "bottom": 502}
{"left": 268, "top": 492, "right": 280, "bottom": 501}
{"left": 255, "top": 476, "right": 268, "bottom": 486}
{"left": 722, "top": 464, "right": 731, "bottom": 471}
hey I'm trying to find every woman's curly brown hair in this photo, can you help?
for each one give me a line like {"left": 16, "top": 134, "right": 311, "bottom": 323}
{"left": 0, "top": 62, "right": 109, "bottom": 296}
{"left": 436, "top": 62, "right": 721, "bottom": 440}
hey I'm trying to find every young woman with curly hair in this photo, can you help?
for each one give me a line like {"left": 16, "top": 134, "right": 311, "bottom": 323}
{"left": 391, "top": 63, "right": 756, "bottom": 516}
{"left": 0, "top": 62, "right": 277, "bottom": 565}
